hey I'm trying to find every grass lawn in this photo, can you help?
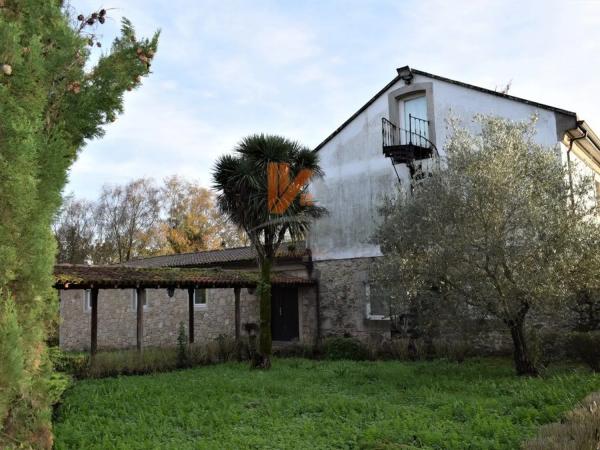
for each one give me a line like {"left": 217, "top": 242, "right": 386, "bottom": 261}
{"left": 53, "top": 358, "right": 600, "bottom": 450}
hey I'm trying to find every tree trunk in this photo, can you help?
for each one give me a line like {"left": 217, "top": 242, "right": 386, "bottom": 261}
{"left": 253, "top": 259, "right": 272, "bottom": 369}
{"left": 509, "top": 320, "right": 538, "bottom": 376}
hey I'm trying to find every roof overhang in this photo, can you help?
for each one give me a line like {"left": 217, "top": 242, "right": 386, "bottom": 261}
{"left": 54, "top": 264, "right": 314, "bottom": 290}
{"left": 564, "top": 120, "right": 600, "bottom": 174}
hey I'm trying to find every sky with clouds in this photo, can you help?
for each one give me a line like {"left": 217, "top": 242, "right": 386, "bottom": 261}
{"left": 68, "top": 0, "right": 600, "bottom": 199}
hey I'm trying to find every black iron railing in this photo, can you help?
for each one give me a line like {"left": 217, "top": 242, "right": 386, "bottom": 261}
{"left": 382, "top": 115, "right": 430, "bottom": 149}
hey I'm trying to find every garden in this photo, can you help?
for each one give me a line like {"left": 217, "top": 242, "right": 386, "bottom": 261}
{"left": 53, "top": 356, "right": 600, "bottom": 450}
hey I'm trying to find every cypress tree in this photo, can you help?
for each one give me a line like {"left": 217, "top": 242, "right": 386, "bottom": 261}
{"left": 0, "top": 1, "right": 159, "bottom": 446}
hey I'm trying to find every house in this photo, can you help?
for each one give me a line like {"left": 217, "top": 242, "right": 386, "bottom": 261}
{"left": 58, "top": 66, "right": 600, "bottom": 352}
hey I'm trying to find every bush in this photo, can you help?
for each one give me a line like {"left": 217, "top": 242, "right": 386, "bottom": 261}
{"left": 568, "top": 331, "right": 600, "bottom": 372}
{"left": 48, "top": 347, "right": 89, "bottom": 377}
{"left": 86, "top": 348, "right": 178, "bottom": 378}
{"left": 273, "top": 343, "right": 318, "bottom": 359}
{"left": 323, "top": 337, "right": 370, "bottom": 361}
{"left": 522, "top": 392, "right": 600, "bottom": 450}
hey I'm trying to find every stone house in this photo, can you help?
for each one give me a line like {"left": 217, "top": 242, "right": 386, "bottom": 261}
{"left": 58, "top": 65, "right": 600, "bottom": 352}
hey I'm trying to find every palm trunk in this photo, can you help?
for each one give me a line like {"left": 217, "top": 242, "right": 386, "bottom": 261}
{"left": 253, "top": 259, "right": 272, "bottom": 369}
{"left": 509, "top": 320, "right": 538, "bottom": 377}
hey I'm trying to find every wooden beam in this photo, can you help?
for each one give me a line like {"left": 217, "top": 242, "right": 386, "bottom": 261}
{"left": 90, "top": 288, "right": 99, "bottom": 359}
{"left": 136, "top": 288, "right": 145, "bottom": 352}
{"left": 188, "top": 288, "right": 194, "bottom": 344}
{"left": 234, "top": 287, "right": 241, "bottom": 342}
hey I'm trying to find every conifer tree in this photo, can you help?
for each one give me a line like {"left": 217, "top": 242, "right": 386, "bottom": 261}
{"left": 0, "top": 1, "right": 159, "bottom": 446}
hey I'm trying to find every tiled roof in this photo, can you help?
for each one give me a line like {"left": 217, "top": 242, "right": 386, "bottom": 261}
{"left": 54, "top": 264, "right": 314, "bottom": 289}
{"left": 122, "top": 241, "right": 308, "bottom": 268}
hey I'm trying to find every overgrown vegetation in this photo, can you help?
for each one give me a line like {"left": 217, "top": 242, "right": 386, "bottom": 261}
{"left": 375, "top": 115, "right": 600, "bottom": 376}
{"left": 523, "top": 392, "right": 600, "bottom": 450}
{"left": 568, "top": 331, "right": 600, "bottom": 372}
{"left": 53, "top": 358, "right": 600, "bottom": 449}
{"left": 49, "top": 337, "right": 245, "bottom": 379}
{"left": 0, "top": 1, "right": 158, "bottom": 446}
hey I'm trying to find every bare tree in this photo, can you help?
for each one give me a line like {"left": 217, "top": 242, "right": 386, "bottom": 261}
{"left": 53, "top": 195, "right": 95, "bottom": 263}
{"left": 95, "top": 178, "right": 161, "bottom": 263}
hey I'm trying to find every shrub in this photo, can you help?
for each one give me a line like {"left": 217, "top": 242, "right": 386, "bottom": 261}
{"left": 86, "top": 348, "right": 178, "bottom": 378}
{"left": 323, "top": 337, "right": 369, "bottom": 361}
{"left": 273, "top": 343, "right": 318, "bottom": 359}
{"left": 568, "top": 331, "right": 600, "bottom": 372}
{"left": 522, "top": 392, "right": 600, "bottom": 450}
{"left": 48, "top": 347, "right": 89, "bottom": 377}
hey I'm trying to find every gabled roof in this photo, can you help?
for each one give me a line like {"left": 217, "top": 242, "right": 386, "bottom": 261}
{"left": 314, "top": 66, "right": 577, "bottom": 152}
{"left": 54, "top": 264, "right": 313, "bottom": 289}
{"left": 121, "top": 241, "right": 308, "bottom": 268}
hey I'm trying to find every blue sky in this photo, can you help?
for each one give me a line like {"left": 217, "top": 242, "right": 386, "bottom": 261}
{"left": 68, "top": 0, "right": 600, "bottom": 199}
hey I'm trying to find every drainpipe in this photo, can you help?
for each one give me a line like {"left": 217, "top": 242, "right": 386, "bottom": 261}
{"left": 566, "top": 126, "right": 588, "bottom": 209}
{"left": 305, "top": 249, "right": 321, "bottom": 344}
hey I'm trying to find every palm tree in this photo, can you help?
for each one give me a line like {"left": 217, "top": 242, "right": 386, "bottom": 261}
{"left": 212, "top": 134, "right": 326, "bottom": 368}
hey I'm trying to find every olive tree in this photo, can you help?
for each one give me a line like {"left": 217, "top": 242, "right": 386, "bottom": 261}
{"left": 375, "top": 115, "right": 600, "bottom": 376}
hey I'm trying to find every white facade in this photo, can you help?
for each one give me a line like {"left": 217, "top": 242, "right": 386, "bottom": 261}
{"left": 309, "top": 68, "right": 599, "bottom": 261}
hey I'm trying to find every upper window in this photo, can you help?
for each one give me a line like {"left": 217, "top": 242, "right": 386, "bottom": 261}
{"left": 83, "top": 289, "right": 91, "bottom": 313}
{"left": 194, "top": 288, "right": 208, "bottom": 308}
{"left": 402, "top": 94, "right": 429, "bottom": 144}
{"left": 132, "top": 289, "right": 148, "bottom": 310}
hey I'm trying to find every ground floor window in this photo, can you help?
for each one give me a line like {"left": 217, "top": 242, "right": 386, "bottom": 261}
{"left": 83, "top": 289, "right": 91, "bottom": 313}
{"left": 131, "top": 289, "right": 148, "bottom": 310}
{"left": 194, "top": 288, "right": 208, "bottom": 308}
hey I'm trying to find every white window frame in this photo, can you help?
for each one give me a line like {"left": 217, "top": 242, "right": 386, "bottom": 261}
{"left": 365, "top": 282, "right": 390, "bottom": 321}
{"left": 131, "top": 289, "right": 148, "bottom": 311}
{"left": 193, "top": 288, "right": 208, "bottom": 309}
{"left": 83, "top": 289, "right": 91, "bottom": 313}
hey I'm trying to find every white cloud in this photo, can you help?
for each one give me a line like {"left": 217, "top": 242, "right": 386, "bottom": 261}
{"left": 66, "top": 0, "right": 600, "bottom": 200}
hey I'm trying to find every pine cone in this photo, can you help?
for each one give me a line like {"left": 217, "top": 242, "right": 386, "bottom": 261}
{"left": 77, "top": 14, "right": 85, "bottom": 21}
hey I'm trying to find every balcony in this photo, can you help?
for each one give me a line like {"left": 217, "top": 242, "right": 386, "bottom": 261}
{"left": 382, "top": 116, "right": 435, "bottom": 165}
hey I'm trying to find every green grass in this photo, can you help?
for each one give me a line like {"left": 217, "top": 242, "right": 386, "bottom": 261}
{"left": 53, "top": 358, "right": 600, "bottom": 450}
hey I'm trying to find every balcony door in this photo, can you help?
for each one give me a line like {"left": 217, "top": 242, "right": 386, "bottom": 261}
{"left": 402, "top": 95, "right": 428, "bottom": 145}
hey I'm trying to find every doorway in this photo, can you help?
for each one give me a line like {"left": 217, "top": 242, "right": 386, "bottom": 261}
{"left": 271, "top": 286, "right": 299, "bottom": 341}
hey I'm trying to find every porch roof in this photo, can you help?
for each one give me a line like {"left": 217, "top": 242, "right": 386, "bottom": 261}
{"left": 54, "top": 264, "right": 314, "bottom": 290}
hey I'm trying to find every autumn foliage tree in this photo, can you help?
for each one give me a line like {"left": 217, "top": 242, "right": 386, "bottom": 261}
{"left": 375, "top": 116, "right": 600, "bottom": 376}
{"left": 162, "top": 175, "right": 247, "bottom": 253}
{"left": 0, "top": 1, "right": 158, "bottom": 446}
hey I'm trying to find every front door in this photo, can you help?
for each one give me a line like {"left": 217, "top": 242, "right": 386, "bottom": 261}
{"left": 271, "top": 287, "right": 299, "bottom": 341}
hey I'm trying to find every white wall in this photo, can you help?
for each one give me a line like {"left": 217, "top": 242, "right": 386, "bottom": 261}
{"left": 309, "top": 72, "right": 571, "bottom": 261}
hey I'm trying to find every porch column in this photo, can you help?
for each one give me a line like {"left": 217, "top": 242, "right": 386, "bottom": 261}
{"left": 234, "top": 287, "right": 241, "bottom": 342}
{"left": 90, "top": 288, "right": 99, "bottom": 359}
{"left": 188, "top": 288, "right": 194, "bottom": 344}
{"left": 136, "top": 287, "right": 145, "bottom": 352}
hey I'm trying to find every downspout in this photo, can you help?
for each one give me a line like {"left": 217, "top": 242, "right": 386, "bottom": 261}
{"left": 566, "top": 127, "right": 588, "bottom": 209}
{"left": 305, "top": 249, "right": 321, "bottom": 344}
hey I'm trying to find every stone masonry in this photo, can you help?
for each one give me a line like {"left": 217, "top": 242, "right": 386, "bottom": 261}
{"left": 60, "top": 285, "right": 316, "bottom": 351}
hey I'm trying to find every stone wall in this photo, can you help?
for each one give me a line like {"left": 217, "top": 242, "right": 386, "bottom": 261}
{"left": 314, "top": 257, "right": 391, "bottom": 341}
{"left": 60, "top": 287, "right": 258, "bottom": 351}
{"left": 313, "top": 256, "right": 577, "bottom": 355}
{"left": 59, "top": 285, "right": 316, "bottom": 351}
